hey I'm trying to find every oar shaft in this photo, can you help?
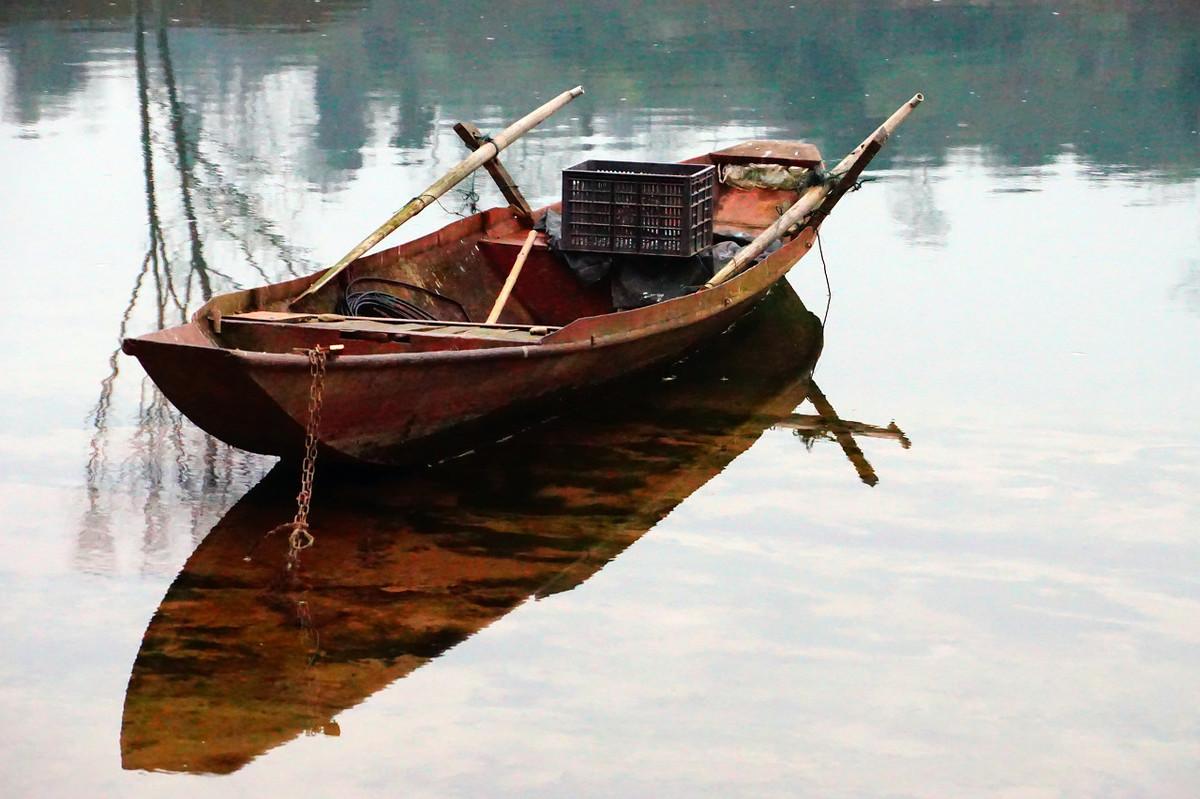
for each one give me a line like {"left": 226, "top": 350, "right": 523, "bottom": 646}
{"left": 704, "top": 184, "right": 825, "bottom": 288}
{"left": 830, "top": 92, "right": 924, "bottom": 176}
{"left": 704, "top": 93, "right": 923, "bottom": 290}
{"left": 295, "top": 86, "right": 584, "bottom": 304}
{"left": 486, "top": 229, "right": 538, "bottom": 324}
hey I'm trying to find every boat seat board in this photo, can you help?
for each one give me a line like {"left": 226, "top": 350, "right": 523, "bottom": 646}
{"left": 228, "top": 310, "right": 556, "bottom": 332}
{"left": 220, "top": 312, "right": 557, "bottom": 352}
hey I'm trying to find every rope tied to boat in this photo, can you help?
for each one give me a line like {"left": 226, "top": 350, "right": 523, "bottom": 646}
{"left": 432, "top": 169, "right": 481, "bottom": 218}
{"left": 281, "top": 345, "right": 327, "bottom": 570}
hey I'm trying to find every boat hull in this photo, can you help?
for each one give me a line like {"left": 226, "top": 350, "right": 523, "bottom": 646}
{"left": 121, "top": 106, "right": 921, "bottom": 466}
{"left": 126, "top": 272, "right": 787, "bottom": 465}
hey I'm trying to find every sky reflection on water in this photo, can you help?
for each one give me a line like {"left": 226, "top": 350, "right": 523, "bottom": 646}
{"left": 0, "top": 1, "right": 1198, "bottom": 796}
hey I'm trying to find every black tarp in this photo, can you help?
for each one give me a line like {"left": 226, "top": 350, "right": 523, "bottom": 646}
{"left": 537, "top": 210, "right": 780, "bottom": 310}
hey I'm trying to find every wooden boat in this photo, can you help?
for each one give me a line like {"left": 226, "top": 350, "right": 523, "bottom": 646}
{"left": 122, "top": 91, "right": 922, "bottom": 465}
{"left": 120, "top": 284, "right": 909, "bottom": 774}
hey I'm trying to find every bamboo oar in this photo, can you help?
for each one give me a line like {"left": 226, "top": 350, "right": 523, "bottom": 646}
{"left": 704, "top": 92, "right": 923, "bottom": 290}
{"left": 486, "top": 229, "right": 538, "bottom": 324}
{"left": 292, "top": 86, "right": 585, "bottom": 306}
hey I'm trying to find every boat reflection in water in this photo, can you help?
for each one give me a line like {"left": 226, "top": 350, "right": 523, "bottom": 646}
{"left": 120, "top": 283, "right": 908, "bottom": 774}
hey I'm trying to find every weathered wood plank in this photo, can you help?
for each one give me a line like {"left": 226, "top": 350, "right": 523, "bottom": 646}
{"left": 224, "top": 314, "right": 554, "bottom": 343}
{"left": 453, "top": 121, "right": 534, "bottom": 223}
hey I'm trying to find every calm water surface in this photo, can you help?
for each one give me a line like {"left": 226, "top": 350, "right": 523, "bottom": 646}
{"left": 2, "top": 1, "right": 1198, "bottom": 796}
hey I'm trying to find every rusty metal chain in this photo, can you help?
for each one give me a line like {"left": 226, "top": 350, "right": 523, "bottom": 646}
{"left": 286, "top": 345, "right": 327, "bottom": 569}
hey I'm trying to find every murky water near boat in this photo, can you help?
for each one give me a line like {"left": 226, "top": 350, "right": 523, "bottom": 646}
{"left": 1, "top": 1, "right": 1198, "bottom": 795}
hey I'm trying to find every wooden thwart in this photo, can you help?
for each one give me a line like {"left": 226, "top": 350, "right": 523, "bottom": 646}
{"left": 224, "top": 314, "right": 554, "bottom": 345}
{"left": 226, "top": 310, "right": 559, "bottom": 335}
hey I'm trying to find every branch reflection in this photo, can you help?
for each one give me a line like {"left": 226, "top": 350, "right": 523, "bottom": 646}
{"left": 79, "top": 1, "right": 309, "bottom": 574}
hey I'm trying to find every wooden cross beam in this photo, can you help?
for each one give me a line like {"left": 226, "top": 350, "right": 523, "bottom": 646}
{"left": 453, "top": 121, "right": 534, "bottom": 224}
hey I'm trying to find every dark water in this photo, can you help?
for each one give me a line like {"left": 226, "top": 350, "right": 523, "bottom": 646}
{"left": 2, "top": 1, "right": 1199, "bottom": 795}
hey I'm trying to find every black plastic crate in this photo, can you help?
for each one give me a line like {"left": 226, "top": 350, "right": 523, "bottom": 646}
{"left": 561, "top": 160, "right": 715, "bottom": 257}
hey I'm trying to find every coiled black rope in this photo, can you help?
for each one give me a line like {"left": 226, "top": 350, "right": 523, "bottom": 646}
{"left": 339, "top": 290, "right": 437, "bottom": 320}
{"left": 336, "top": 276, "right": 470, "bottom": 322}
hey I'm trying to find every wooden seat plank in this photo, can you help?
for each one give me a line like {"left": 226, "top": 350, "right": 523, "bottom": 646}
{"left": 222, "top": 314, "right": 553, "bottom": 344}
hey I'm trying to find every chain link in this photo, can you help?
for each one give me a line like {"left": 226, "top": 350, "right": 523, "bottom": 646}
{"left": 286, "top": 345, "right": 327, "bottom": 569}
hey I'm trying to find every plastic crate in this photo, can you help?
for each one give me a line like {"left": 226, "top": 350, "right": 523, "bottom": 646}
{"left": 561, "top": 160, "right": 715, "bottom": 257}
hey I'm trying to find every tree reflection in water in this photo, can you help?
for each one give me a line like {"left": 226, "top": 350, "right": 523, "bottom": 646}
{"left": 79, "top": 0, "right": 309, "bottom": 574}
